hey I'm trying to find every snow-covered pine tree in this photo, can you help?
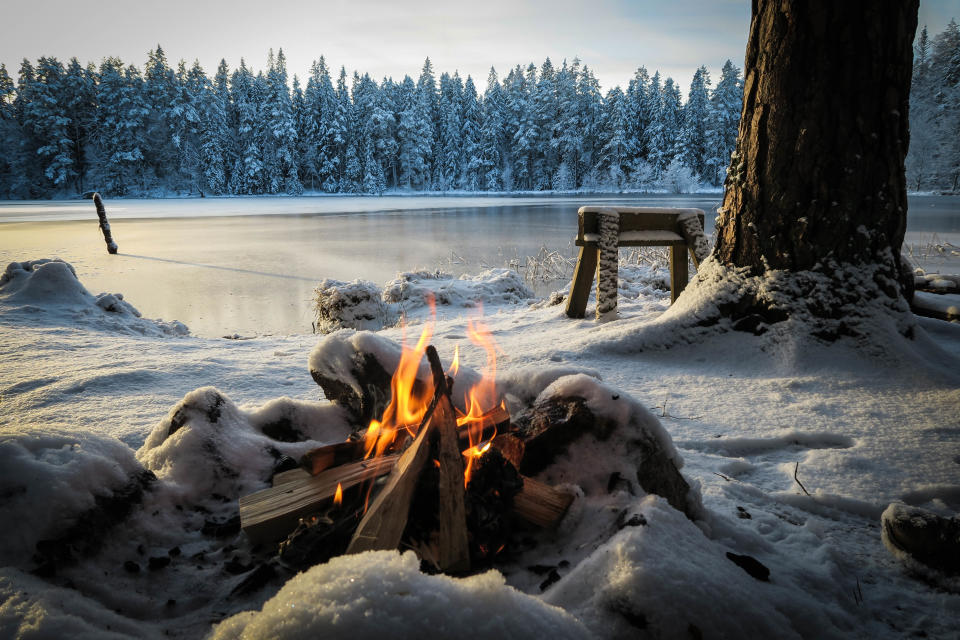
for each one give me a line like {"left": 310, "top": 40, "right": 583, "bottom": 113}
{"left": 551, "top": 59, "right": 581, "bottom": 189}
{"left": 705, "top": 60, "right": 743, "bottom": 186}
{"left": 509, "top": 63, "right": 538, "bottom": 191}
{"left": 478, "top": 67, "right": 505, "bottom": 191}
{"left": 263, "top": 49, "right": 302, "bottom": 195}
{"left": 397, "top": 74, "right": 432, "bottom": 189}
{"left": 459, "top": 75, "right": 482, "bottom": 190}
{"left": 61, "top": 58, "right": 97, "bottom": 194}
{"left": 228, "top": 60, "right": 264, "bottom": 194}
{"left": 92, "top": 58, "right": 149, "bottom": 195}
{"left": 531, "top": 58, "right": 558, "bottom": 190}
{"left": 143, "top": 46, "right": 178, "bottom": 189}
{"left": 575, "top": 63, "right": 604, "bottom": 188}
{"left": 198, "top": 61, "right": 230, "bottom": 194}
{"left": 0, "top": 64, "right": 18, "bottom": 197}
{"left": 595, "top": 86, "right": 630, "bottom": 188}
{"left": 647, "top": 75, "right": 681, "bottom": 176}
{"left": 23, "top": 57, "right": 77, "bottom": 194}
{"left": 678, "top": 65, "right": 711, "bottom": 180}
{"left": 625, "top": 66, "right": 651, "bottom": 170}
{"left": 334, "top": 66, "right": 353, "bottom": 190}
{"left": 931, "top": 19, "right": 960, "bottom": 190}
{"left": 436, "top": 72, "right": 463, "bottom": 190}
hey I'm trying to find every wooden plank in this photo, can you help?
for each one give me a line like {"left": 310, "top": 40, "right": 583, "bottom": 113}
{"left": 272, "top": 468, "right": 311, "bottom": 487}
{"left": 240, "top": 455, "right": 398, "bottom": 545}
{"left": 670, "top": 244, "right": 689, "bottom": 303}
{"left": 565, "top": 245, "right": 599, "bottom": 318}
{"left": 512, "top": 476, "right": 574, "bottom": 529}
{"left": 427, "top": 345, "right": 470, "bottom": 573}
{"left": 346, "top": 414, "right": 434, "bottom": 555}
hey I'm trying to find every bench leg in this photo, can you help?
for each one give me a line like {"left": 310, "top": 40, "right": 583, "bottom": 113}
{"left": 670, "top": 245, "right": 688, "bottom": 304}
{"left": 596, "top": 210, "right": 619, "bottom": 321}
{"left": 565, "top": 246, "right": 599, "bottom": 318}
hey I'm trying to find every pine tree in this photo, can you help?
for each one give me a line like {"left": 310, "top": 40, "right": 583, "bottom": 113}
{"left": 596, "top": 86, "right": 630, "bottom": 187}
{"left": 647, "top": 75, "right": 681, "bottom": 176}
{"left": 678, "top": 66, "right": 711, "bottom": 180}
{"left": 143, "top": 45, "right": 178, "bottom": 188}
{"left": 436, "top": 72, "right": 463, "bottom": 190}
{"left": 24, "top": 57, "right": 77, "bottom": 193}
{"left": 705, "top": 60, "right": 743, "bottom": 185}
{"left": 477, "top": 67, "right": 505, "bottom": 190}
{"left": 625, "top": 66, "right": 652, "bottom": 168}
{"left": 0, "top": 64, "right": 17, "bottom": 197}
{"left": 261, "top": 49, "right": 302, "bottom": 194}
{"left": 460, "top": 75, "right": 482, "bottom": 190}
{"left": 228, "top": 60, "right": 263, "bottom": 194}
{"left": 397, "top": 74, "right": 432, "bottom": 189}
{"left": 510, "top": 63, "right": 538, "bottom": 191}
{"left": 532, "top": 58, "right": 558, "bottom": 189}
{"left": 551, "top": 59, "right": 581, "bottom": 189}
{"left": 61, "top": 59, "right": 97, "bottom": 193}
{"left": 93, "top": 58, "right": 149, "bottom": 195}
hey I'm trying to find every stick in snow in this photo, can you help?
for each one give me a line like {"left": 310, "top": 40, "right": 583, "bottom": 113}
{"left": 89, "top": 193, "right": 118, "bottom": 254}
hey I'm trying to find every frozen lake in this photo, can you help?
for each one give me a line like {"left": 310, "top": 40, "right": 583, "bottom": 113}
{"left": 2, "top": 193, "right": 958, "bottom": 337}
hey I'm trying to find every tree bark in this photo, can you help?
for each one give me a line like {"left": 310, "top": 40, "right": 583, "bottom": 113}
{"left": 716, "top": 0, "right": 918, "bottom": 290}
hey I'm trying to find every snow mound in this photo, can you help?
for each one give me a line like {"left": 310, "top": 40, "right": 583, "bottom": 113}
{"left": 312, "top": 269, "right": 534, "bottom": 333}
{"left": 210, "top": 550, "right": 591, "bottom": 640}
{"left": 0, "top": 426, "right": 145, "bottom": 566}
{"left": 137, "top": 388, "right": 353, "bottom": 500}
{"left": 881, "top": 502, "right": 960, "bottom": 591}
{"left": 545, "top": 494, "right": 842, "bottom": 639}
{"left": 0, "top": 567, "right": 158, "bottom": 640}
{"left": 314, "top": 278, "right": 397, "bottom": 334}
{"left": 0, "top": 259, "right": 188, "bottom": 336}
{"left": 382, "top": 268, "right": 535, "bottom": 310}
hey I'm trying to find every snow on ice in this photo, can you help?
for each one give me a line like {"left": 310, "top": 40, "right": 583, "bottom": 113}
{"left": 1, "top": 258, "right": 959, "bottom": 639}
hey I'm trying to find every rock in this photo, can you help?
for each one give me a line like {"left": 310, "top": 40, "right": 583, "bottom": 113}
{"left": 881, "top": 503, "right": 960, "bottom": 575}
{"left": 725, "top": 552, "right": 770, "bottom": 581}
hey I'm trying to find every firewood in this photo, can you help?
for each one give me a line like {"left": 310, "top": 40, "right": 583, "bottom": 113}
{"left": 299, "top": 439, "right": 365, "bottom": 475}
{"left": 456, "top": 405, "right": 511, "bottom": 451}
{"left": 427, "top": 345, "right": 470, "bottom": 573}
{"left": 346, "top": 413, "right": 434, "bottom": 555}
{"left": 512, "top": 476, "right": 574, "bottom": 529}
{"left": 272, "top": 468, "right": 310, "bottom": 486}
{"left": 240, "top": 455, "right": 397, "bottom": 545}
{"left": 490, "top": 433, "right": 525, "bottom": 468}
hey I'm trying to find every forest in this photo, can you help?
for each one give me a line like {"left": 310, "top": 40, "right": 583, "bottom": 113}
{"left": 0, "top": 19, "right": 957, "bottom": 199}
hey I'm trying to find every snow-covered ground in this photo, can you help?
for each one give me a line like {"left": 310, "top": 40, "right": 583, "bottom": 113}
{"left": 1, "top": 248, "right": 958, "bottom": 639}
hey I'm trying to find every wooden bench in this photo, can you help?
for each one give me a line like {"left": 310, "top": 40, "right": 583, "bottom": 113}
{"left": 565, "top": 207, "right": 707, "bottom": 319}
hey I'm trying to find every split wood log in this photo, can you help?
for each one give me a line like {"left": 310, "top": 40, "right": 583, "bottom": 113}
{"left": 512, "top": 476, "right": 574, "bottom": 529}
{"left": 345, "top": 413, "right": 434, "bottom": 555}
{"left": 427, "top": 345, "right": 471, "bottom": 573}
{"left": 240, "top": 455, "right": 397, "bottom": 545}
{"left": 300, "top": 439, "right": 366, "bottom": 475}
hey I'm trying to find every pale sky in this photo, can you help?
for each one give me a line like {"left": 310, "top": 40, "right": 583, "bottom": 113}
{"left": 1, "top": 0, "right": 956, "bottom": 95}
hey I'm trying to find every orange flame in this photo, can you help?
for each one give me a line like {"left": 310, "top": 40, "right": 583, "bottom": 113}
{"left": 334, "top": 482, "right": 343, "bottom": 507}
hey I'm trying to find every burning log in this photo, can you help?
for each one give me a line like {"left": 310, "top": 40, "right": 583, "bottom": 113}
{"left": 427, "top": 345, "right": 471, "bottom": 573}
{"left": 345, "top": 413, "right": 434, "bottom": 555}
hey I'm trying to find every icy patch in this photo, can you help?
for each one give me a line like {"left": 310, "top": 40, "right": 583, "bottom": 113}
{"left": 0, "top": 426, "right": 145, "bottom": 566}
{"left": 0, "top": 259, "right": 188, "bottom": 336}
{"left": 680, "top": 431, "right": 854, "bottom": 456}
{"left": 210, "top": 550, "right": 591, "bottom": 640}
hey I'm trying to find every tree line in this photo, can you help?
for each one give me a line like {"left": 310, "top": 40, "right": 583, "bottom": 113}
{"left": 0, "top": 19, "right": 956, "bottom": 199}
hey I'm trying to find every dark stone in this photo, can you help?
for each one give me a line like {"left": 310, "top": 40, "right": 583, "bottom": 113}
{"left": 736, "top": 506, "right": 752, "bottom": 519}
{"left": 607, "top": 597, "right": 648, "bottom": 629}
{"left": 882, "top": 504, "right": 960, "bottom": 574}
{"left": 515, "top": 397, "right": 617, "bottom": 476}
{"left": 261, "top": 418, "right": 305, "bottom": 443}
{"left": 311, "top": 351, "right": 396, "bottom": 427}
{"left": 148, "top": 556, "right": 171, "bottom": 571}
{"left": 271, "top": 455, "right": 300, "bottom": 478}
{"left": 202, "top": 514, "right": 241, "bottom": 538}
{"left": 230, "top": 562, "right": 279, "bottom": 598}
{"left": 726, "top": 552, "right": 770, "bottom": 581}
{"left": 538, "top": 568, "right": 562, "bottom": 592}
{"left": 123, "top": 560, "right": 140, "bottom": 573}
{"left": 616, "top": 510, "right": 647, "bottom": 529}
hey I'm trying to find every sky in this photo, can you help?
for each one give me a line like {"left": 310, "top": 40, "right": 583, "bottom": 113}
{"left": 1, "top": 0, "right": 957, "bottom": 95}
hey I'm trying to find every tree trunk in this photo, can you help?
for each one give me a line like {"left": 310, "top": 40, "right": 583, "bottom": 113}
{"left": 716, "top": 0, "right": 918, "bottom": 291}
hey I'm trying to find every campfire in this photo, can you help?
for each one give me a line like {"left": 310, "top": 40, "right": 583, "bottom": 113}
{"left": 239, "top": 306, "right": 576, "bottom": 575}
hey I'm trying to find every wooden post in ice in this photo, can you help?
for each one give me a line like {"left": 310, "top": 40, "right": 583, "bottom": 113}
{"left": 89, "top": 193, "right": 118, "bottom": 254}
{"left": 595, "top": 208, "right": 619, "bottom": 321}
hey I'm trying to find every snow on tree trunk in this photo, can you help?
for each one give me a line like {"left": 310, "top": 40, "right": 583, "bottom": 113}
{"left": 595, "top": 209, "right": 619, "bottom": 322}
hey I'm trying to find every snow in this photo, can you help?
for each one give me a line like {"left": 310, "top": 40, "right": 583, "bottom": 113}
{"left": 210, "top": 551, "right": 591, "bottom": 640}
{"left": 1, "top": 253, "right": 959, "bottom": 639}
